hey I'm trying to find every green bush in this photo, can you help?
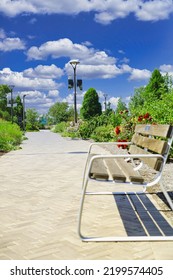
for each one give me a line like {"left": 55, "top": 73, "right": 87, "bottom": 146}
{"left": 53, "top": 122, "right": 68, "bottom": 133}
{"left": 0, "top": 119, "right": 23, "bottom": 151}
{"left": 91, "top": 125, "right": 116, "bottom": 142}
{"left": 78, "top": 121, "right": 95, "bottom": 139}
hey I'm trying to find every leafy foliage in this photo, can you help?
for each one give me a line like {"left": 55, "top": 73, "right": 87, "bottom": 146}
{"left": 48, "top": 102, "right": 74, "bottom": 124}
{"left": 13, "top": 95, "right": 23, "bottom": 127}
{"left": 80, "top": 88, "right": 102, "bottom": 120}
{"left": 145, "top": 69, "right": 167, "bottom": 100}
{"left": 26, "top": 108, "right": 39, "bottom": 131}
{"left": 91, "top": 125, "right": 115, "bottom": 142}
{"left": 0, "top": 85, "right": 11, "bottom": 120}
{"left": 129, "top": 69, "right": 173, "bottom": 124}
{"left": 53, "top": 122, "right": 68, "bottom": 133}
{"left": 0, "top": 119, "right": 23, "bottom": 151}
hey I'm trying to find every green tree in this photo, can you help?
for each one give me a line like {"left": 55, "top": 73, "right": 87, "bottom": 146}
{"left": 14, "top": 96, "right": 23, "bottom": 127}
{"left": 48, "top": 102, "right": 74, "bottom": 124}
{"left": 113, "top": 98, "right": 128, "bottom": 126}
{"left": 80, "top": 88, "right": 102, "bottom": 120}
{"left": 115, "top": 98, "right": 127, "bottom": 113}
{"left": 0, "top": 85, "right": 11, "bottom": 120}
{"left": 129, "top": 70, "right": 173, "bottom": 124}
{"left": 128, "top": 87, "right": 146, "bottom": 115}
{"left": 145, "top": 69, "right": 167, "bottom": 100}
{"left": 26, "top": 108, "right": 39, "bottom": 131}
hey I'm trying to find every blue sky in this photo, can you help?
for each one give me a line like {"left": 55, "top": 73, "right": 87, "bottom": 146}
{"left": 0, "top": 0, "right": 173, "bottom": 114}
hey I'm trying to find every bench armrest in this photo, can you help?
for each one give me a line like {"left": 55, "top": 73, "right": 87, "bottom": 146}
{"left": 88, "top": 153, "right": 164, "bottom": 187}
{"left": 88, "top": 141, "right": 132, "bottom": 155}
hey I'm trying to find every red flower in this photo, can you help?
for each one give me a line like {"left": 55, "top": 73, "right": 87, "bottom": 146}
{"left": 144, "top": 113, "right": 150, "bottom": 119}
{"left": 138, "top": 115, "right": 143, "bottom": 122}
{"left": 114, "top": 126, "right": 121, "bottom": 135}
{"left": 117, "top": 139, "right": 127, "bottom": 149}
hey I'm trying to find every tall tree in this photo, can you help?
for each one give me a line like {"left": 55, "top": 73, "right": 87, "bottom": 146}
{"left": 128, "top": 87, "right": 146, "bottom": 115}
{"left": 145, "top": 69, "right": 167, "bottom": 100}
{"left": 14, "top": 95, "right": 23, "bottom": 127}
{"left": 80, "top": 88, "right": 102, "bottom": 120}
{"left": 0, "top": 85, "right": 11, "bottom": 120}
{"left": 115, "top": 98, "right": 127, "bottom": 114}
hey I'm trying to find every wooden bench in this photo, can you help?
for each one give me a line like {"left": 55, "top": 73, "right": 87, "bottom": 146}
{"left": 78, "top": 124, "right": 173, "bottom": 241}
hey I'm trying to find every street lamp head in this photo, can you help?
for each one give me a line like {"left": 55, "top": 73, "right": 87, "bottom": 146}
{"left": 69, "top": 59, "right": 80, "bottom": 66}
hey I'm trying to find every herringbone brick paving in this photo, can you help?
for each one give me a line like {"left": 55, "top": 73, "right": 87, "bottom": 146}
{"left": 0, "top": 130, "right": 173, "bottom": 260}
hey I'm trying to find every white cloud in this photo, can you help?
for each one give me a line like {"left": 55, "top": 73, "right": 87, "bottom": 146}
{"left": 160, "top": 64, "right": 173, "bottom": 72}
{"left": 128, "top": 68, "right": 151, "bottom": 81}
{"left": 82, "top": 41, "right": 93, "bottom": 47}
{"left": 0, "top": 67, "right": 63, "bottom": 114}
{"left": 47, "top": 90, "right": 59, "bottom": 98}
{"left": 0, "top": 0, "right": 36, "bottom": 17}
{"left": 27, "top": 38, "right": 119, "bottom": 79}
{"left": 109, "top": 96, "right": 120, "bottom": 108}
{"left": 0, "top": 28, "right": 6, "bottom": 39}
{"left": 0, "top": 32, "right": 26, "bottom": 52}
{"left": 19, "top": 90, "right": 59, "bottom": 114}
{"left": 68, "top": 64, "right": 121, "bottom": 79}
{"left": 23, "top": 64, "right": 64, "bottom": 79}
{"left": 1, "top": 0, "right": 172, "bottom": 24}
{"left": 159, "top": 64, "right": 173, "bottom": 77}
{"left": 136, "top": 0, "right": 173, "bottom": 21}
{"left": 94, "top": 12, "right": 115, "bottom": 25}
{"left": 27, "top": 38, "right": 116, "bottom": 65}
{"left": 160, "top": 64, "right": 173, "bottom": 73}
{"left": 0, "top": 67, "right": 58, "bottom": 90}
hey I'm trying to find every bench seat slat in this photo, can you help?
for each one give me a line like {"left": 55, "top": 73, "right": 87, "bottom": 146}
{"left": 114, "top": 158, "right": 144, "bottom": 184}
{"left": 105, "top": 159, "right": 126, "bottom": 182}
{"left": 89, "top": 158, "right": 109, "bottom": 180}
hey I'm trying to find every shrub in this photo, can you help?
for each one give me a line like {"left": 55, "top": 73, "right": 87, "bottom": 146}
{"left": 53, "top": 122, "right": 68, "bottom": 133}
{"left": 91, "top": 125, "right": 116, "bottom": 142}
{"left": 0, "top": 119, "right": 23, "bottom": 151}
{"left": 78, "top": 121, "right": 96, "bottom": 139}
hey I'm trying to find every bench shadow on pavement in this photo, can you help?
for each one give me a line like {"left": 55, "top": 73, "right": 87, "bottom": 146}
{"left": 114, "top": 193, "right": 173, "bottom": 237}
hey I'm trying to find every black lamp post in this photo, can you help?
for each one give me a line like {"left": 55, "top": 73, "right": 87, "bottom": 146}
{"left": 69, "top": 59, "right": 80, "bottom": 124}
{"left": 9, "top": 85, "right": 15, "bottom": 123}
{"left": 23, "top": 94, "right": 27, "bottom": 131}
{"left": 103, "top": 93, "right": 108, "bottom": 111}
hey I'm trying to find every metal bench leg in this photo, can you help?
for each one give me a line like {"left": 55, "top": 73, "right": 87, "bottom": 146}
{"left": 78, "top": 175, "right": 89, "bottom": 241}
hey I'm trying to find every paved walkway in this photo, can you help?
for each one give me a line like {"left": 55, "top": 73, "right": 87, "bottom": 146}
{"left": 0, "top": 130, "right": 173, "bottom": 260}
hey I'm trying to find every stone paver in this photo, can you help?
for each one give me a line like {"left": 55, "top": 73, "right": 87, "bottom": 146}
{"left": 0, "top": 130, "right": 173, "bottom": 260}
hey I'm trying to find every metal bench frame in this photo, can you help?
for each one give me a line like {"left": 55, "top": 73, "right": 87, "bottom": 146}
{"left": 78, "top": 124, "right": 173, "bottom": 242}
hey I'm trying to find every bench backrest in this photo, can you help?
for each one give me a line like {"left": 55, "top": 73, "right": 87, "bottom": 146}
{"left": 129, "top": 124, "right": 173, "bottom": 171}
